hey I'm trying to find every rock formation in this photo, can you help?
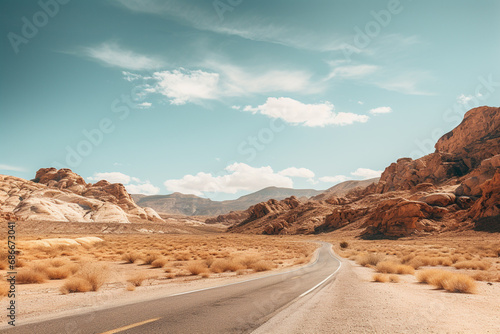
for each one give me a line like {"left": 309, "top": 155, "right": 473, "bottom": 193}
{"left": 224, "top": 106, "right": 500, "bottom": 237}
{"left": 0, "top": 169, "right": 164, "bottom": 223}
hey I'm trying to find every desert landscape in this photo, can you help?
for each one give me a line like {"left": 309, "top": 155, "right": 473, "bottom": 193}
{"left": 0, "top": 106, "right": 499, "bottom": 333}
{"left": 1, "top": 1, "right": 499, "bottom": 333}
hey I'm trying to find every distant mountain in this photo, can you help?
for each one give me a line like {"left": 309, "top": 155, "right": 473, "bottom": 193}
{"left": 132, "top": 187, "right": 323, "bottom": 216}
{"left": 311, "top": 178, "right": 380, "bottom": 201}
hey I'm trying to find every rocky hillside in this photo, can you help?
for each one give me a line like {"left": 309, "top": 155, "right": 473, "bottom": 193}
{"left": 227, "top": 106, "right": 500, "bottom": 237}
{"left": 0, "top": 168, "right": 163, "bottom": 223}
{"left": 133, "top": 187, "right": 323, "bottom": 216}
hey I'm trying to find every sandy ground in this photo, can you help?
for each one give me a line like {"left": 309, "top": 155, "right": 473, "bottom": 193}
{"left": 254, "top": 255, "right": 500, "bottom": 334}
{"left": 0, "top": 252, "right": 318, "bottom": 329}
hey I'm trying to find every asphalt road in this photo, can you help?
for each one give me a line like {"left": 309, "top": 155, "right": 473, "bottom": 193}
{"left": 3, "top": 242, "right": 341, "bottom": 334}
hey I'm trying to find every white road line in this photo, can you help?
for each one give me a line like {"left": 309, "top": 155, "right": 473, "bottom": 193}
{"left": 299, "top": 245, "right": 342, "bottom": 298}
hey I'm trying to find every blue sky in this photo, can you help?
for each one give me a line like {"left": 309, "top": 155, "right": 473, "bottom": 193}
{"left": 1, "top": 0, "right": 499, "bottom": 200}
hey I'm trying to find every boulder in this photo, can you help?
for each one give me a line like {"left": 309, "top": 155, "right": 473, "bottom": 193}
{"left": 419, "top": 193, "right": 456, "bottom": 207}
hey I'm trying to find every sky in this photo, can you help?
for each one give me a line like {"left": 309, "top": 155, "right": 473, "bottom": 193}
{"left": 1, "top": 0, "right": 499, "bottom": 200}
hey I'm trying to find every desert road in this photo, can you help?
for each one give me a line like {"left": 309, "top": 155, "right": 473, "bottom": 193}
{"left": 4, "top": 242, "right": 341, "bottom": 334}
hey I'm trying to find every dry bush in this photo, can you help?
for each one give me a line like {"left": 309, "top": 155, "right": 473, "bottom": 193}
{"left": 127, "top": 273, "right": 150, "bottom": 287}
{"left": 356, "top": 253, "right": 384, "bottom": 267}
{"left": 188, "top": 262, "right": 209, "bottom": 275}
{"left": 372, "top": 273, "right": 389, "bottom": 283}
{"left": 250, "top": 260, "right": 274, "bottom": 272}
{"left": 453, "top": 260, "right": 491, "bottom": 271}
{"left": 151, "top": 257, "right": 169, "bottom": 268}
{"left": 175, "top": 252, "right": 191, "bottom": 261}
{"left": 126, "top": 285, "right": 136, "bottom": 291}
{"left": 210, "top": 259, "right": 243, "bottom": 273}
{"left": 45, "top": 266, "right": 73, "bottom": 280}
{"left": 389, "top": 274, "right": 400, "bottom": 283}
{"left": 0, "top": 282, "right": 9, "bottom": 299}
{"left": 165, "top": 273, "right": 176, "bottom": 279}
{"left": 121, "top": 252, "right": 141, "bottom": 264}
{"left": 142, "top": 253, "right": 161, "bottom": 265}
{"left": 60, "top": 277, "right": 92, "bottom": 294}
{"left": 237, "top": 254, "right": 260, "bottom": 268}
{"left": 376, "top": 261, "right": 414, "bottom": 275}
{"left": 16, "top": 269, "right": 48, "bottom": 284}
{"left": 340, "top": 241, "right": 349, "bottom": 249}
{"left": 75, "top": 263, "right": 108, "bottom": 291}
{"left": 417, "top": 269, "right": 477, "bottom": 293}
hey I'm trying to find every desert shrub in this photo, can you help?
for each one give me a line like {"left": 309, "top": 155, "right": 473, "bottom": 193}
{"left": 60, "top": 277, "right": 92, "bottom": 294}
{"left": 356, "top": 253, "right": 384, "bottom": 267}
{"left": 453, "top": 260, "right": 491, "bottom": 271}
{"left": 151, "top": 257, "right": 169, "bottom": 268}
{"left": 188, "top": 262, "right": 208, "bottom": 275}
{"left": 250, "top": 260, "right": 274, "bottom": 272}
{"left": 376, "top": 261, "right": 414, "bottom": 275}
{"left": 417, "top": 269, "right": 477, "bottom": 293}
{"left": 127, "top": 273, "right": 150, "bottom": 287}
{"left": 142, "top": 253, "right": 161, "bottom": 265}
{"left": 122, "top": 252, "right": 141, "bottom": 264}
{"left": 45, "top": 266, "right": 72, "bottom": 280}
{"left": 389, "top": 274, "right": 400, "bottom": 283}
{"left": 237, "top": 255, "right": 260, "bottom": 268}
{"left": 210, "top": 258, "right": 243, "bottom": 273}
{"left": 126, "top": 285, "right": 136, "bottom": 291}
{"left": 174, "top": 252, "right": 191, "bottom": 261}
{"left": 372, "top": 274, "right": 389, "bottom": 283}
{"left": 0, "top": 282, "right": 9, "bottom": 299}
{"left": 340, "top": 241, "right": 349, "bottom": 249}
{"left": 75, "top": 263, "right": 108, "bottom": 291}
{"left": 16, "top": 269, "right": 48, "bottom": 284}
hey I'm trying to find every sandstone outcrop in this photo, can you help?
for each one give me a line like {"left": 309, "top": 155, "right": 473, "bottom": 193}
{"left": 225, "top": 106, "right": 500, "bottom": 238}
{"left": 0, "top": 170, "right": 164, "bottom": 223}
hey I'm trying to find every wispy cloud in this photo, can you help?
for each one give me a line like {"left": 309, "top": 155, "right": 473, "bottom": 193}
{"left": 243, "top": 97, "right": 369, "bottom": 127}
{"left": 0, "top": 164, "right": 26, "bottom": 172}
{"left": 115, "top": 0, "right": 348, "bottom": 52}
{"left": 83, "top": 42, "right": 165, "bottom": 70}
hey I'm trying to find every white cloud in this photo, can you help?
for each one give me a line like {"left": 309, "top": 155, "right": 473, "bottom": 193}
{"left": 87, "top": 172, "right": 131, "bottom": 184}
{"left": 125, "top": 183, "right": 160, "bottom": 196}
{"left": 369, "top": 106, "right": 392, "bottom": 115}
{"left": 357, "top": 101, "right": 364, "bottom": 105}
{"left": 0, "top": 164, "right": 26, "bottom": 172}
{"left": 373, "top": 71, "right": 435, "bottom": 96}
{"left": 319, "top": 175, "right": 350, "bottom": 183}
{"left": 83, "top": 42, "right": 164, "bottom": 70}
{"left": 231, "top": 105, "right": 241, "bottom": 110}
{"left": 137, "top": 102, "right": 152, "bottom": 109}
{"left": 457, "top": 93, "right": 482, "bottom": 105}
{"left": 351, "top": 168, "right": 382, "bottom": 179}
{"left": 164, "top": 163, "right": 293, "bottom": 196}
{"left": 151, "top": 69, "right": 220, "bottom": 105}
{"left": 122, "top": 71, "right": 142, "bottom": 82}
{"left": 279, "top": 167, "right": 315, "bottom": 178}
{"left": 87, "top": 172, "right": 160, "bottom": 195}
{"left": 244, "top": 97, "right": 369, "bottom": 127}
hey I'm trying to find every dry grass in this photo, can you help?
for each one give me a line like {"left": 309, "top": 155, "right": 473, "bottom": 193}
{"left": 356, "top": 253, "right": 384, "bottom": 267}
{"left": 417, "top": 269, "right": 477, "bottom": 293}
{"left": 126, "top": 285, "right": 136, "bottom": 291}
{"left": 250, "top": 260, "right": 274, "bottom": 272}
{"left": 16, "top": 269, "right": 48, "bottom": 284}
{"left": 210, "top": 259, "right": 243, "bottom": 273}
{"left": 376, "top": 261, "right": 414, "bottom": 275}
{"left": 0, "top": 282, "right": 9, "bottom": 299}
{"left": 372, "top": 273, "right": 389, "bottom": 282}
{"left": 151, "top": 257, "right": 169, "bottom": 268}
{"left": 127, "top": 273, "right": 151, "bottom": 287}
{"left": 188, "top": 262, "right": 209, "bottom": 275}
{"left": 60, "top": 277, "right": 92, "bottom": 294}
{"left": 75, "top": 263, "right": 108, "bottom": 291}
{"left": 453, "top": 260, "right": 491, "bottom": 271}
{"left": 121, "top": 252, "right": 141, "bottom": 264}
